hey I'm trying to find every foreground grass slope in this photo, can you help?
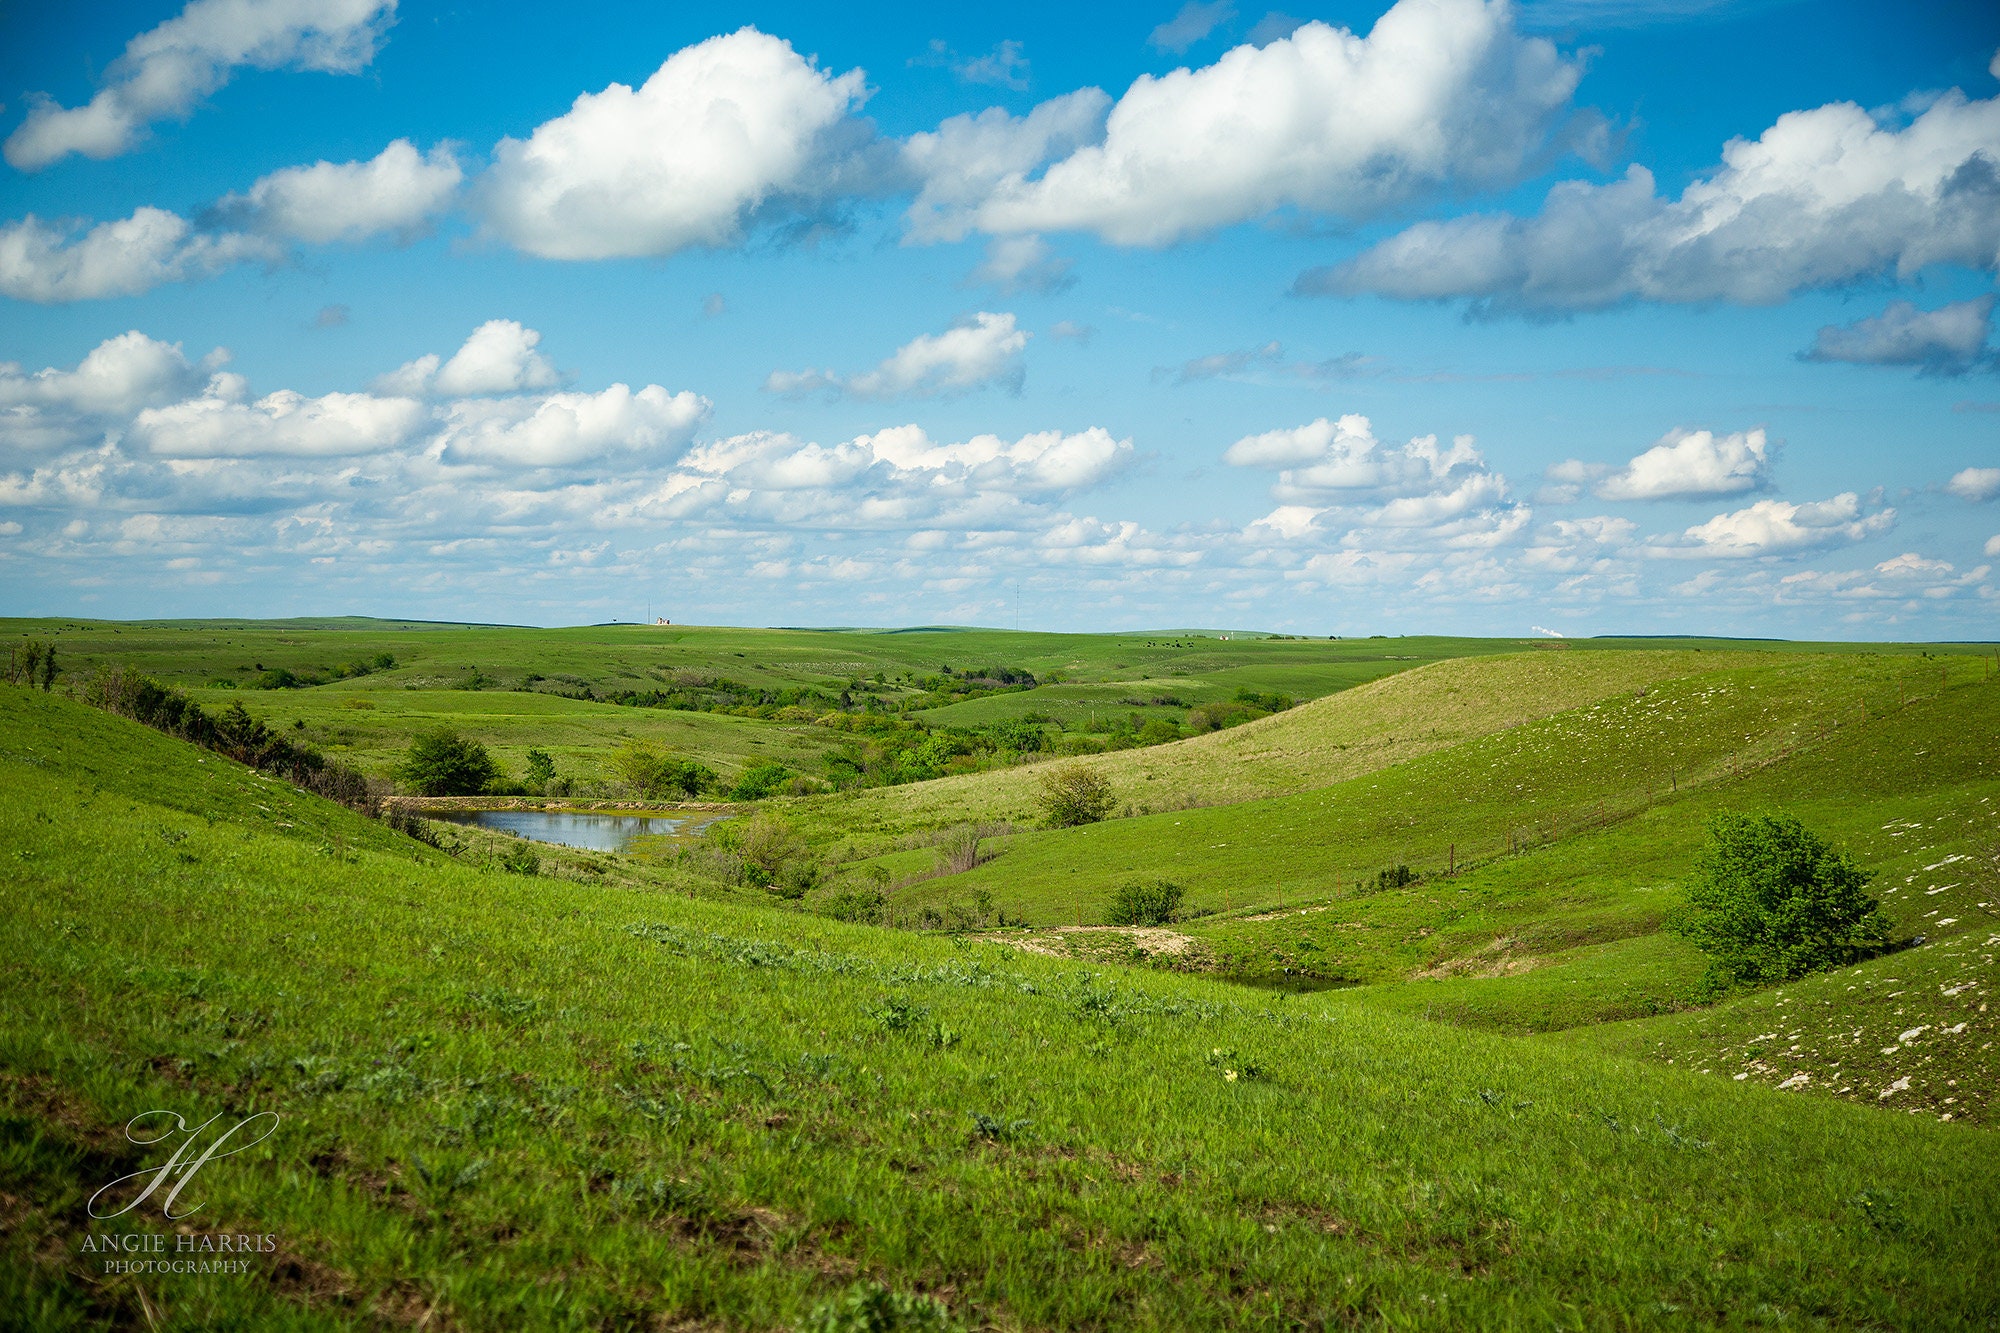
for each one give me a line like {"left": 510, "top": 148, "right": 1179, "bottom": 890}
{"left": 4, "top": 689, "right": 1998, "bottom": 1330}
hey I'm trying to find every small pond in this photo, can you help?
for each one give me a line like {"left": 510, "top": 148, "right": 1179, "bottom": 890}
{"left": 430, "top": 809, "right": 723, "bottom": 853}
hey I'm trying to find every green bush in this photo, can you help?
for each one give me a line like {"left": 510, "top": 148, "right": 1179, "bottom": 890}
{"left": 730, "top": 762, "right": 793, "bottom": 801}
{"left": 524, "top": 748, "right": 557, "bottom": 794}
{"left": 1038, "top": 763, "right": 1114, "bottom": 827}
{"left": 611, "top": 739, "right": 676, "bottom": 798}
{"left": 821, "top": 886, "right": 886, "bottom": 922}
{"left": 1665, "top": 812, "right": 1890, "bottom": 986}
{"left": 394, "top": 729, "right": 498, "bottom": 796}
{"left": 1107, "top": 879, "right": 1184, "bottom": 926}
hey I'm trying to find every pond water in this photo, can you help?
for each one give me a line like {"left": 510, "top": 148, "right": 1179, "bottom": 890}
{"left": 430, "top": 809, "right": 722, "bottom": 852}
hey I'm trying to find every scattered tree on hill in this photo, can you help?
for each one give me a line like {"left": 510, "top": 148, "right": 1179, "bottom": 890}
{"left": 524, "top": 748, "right": 557, "bottom": 794}
{"left": 1038, "top": 763, "right": 1114, "bottom": 827}
{"left": 7, "top": 639, "right": 58, "bottom": 690}
{"left": 611, "top": 739, "right": 675, "bottom": 798}
{"left": 395, "top": 729, "right": 499, "bottom": 796}
{"left": 1666, "top": 812, "right": 1891, "bottom": 986}
{"left": 1107, "top": 879, "right": 1184, "bottom": 926}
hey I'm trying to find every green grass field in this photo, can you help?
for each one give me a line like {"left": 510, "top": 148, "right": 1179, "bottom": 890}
{"left": 3, "top": 619, "right": 1997, "bottom": 1328}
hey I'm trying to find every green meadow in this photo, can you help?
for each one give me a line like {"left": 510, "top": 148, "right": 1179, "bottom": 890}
{"left": 2, "top": 618, "right": 1997, "bottom": 1329}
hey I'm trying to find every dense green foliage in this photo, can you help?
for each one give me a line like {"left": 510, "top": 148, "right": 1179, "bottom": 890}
{"left": 1666, "top": 812, "right": 1891, "bottom": 985}
{"left": 1038, "top": 762, "right": 1115, "bottom": 827}
{"left": 1107, "top": 879, "right": 1185, "bottom": 926}
{"left": 394, "top": 727, "right": 499, "bottom": 795}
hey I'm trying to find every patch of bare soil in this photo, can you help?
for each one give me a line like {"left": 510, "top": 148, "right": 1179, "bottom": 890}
{"left": 975, "top": 925, "right": 1200, "bottom": 957}
{"left": 1412, "top": 936, "right": 1546, "bottom": 980}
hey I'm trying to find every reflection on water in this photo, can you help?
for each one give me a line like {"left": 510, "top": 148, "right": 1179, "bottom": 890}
{"left": 430, "top": 809, "right": 721, "bottom": 852}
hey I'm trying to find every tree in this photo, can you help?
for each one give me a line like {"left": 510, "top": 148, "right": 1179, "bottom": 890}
{"left": 395, "top": 729, "right": 498, "bottom": 796}
{"left": 1038, "top": 763, "right": 1114, "bottom": 827}
{"left": 1107, "top": 879, "right": 1183, "bottom": 926}
{"left": 524, "top": 748, "right": 557, "bottom": 793}
{"left": 1666, "top": 812, "right": 1890, "bottom": 986}
{"left": 611, "top": 739, "right": 675, "bottom": 798}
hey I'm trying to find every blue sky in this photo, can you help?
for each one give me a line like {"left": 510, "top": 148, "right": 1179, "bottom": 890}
{"left": 2, "top": 0, "right": 1996, "bottom": 637}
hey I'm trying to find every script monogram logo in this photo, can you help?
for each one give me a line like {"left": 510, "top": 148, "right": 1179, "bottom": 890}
{"left": 87, "top": 1110, "right": 282, "bottom": 1221}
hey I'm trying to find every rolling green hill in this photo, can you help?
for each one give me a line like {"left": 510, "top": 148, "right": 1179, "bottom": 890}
{"left": 2, "top": 685, "right": 1996, "bottom": 1329}
{"left": 4, "top": 624, "right": 1998, "bottom": 1328}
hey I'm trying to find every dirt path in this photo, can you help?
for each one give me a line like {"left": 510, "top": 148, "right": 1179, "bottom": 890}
{"left": 976, "top": 925, "right": 1200, "bottom": 958}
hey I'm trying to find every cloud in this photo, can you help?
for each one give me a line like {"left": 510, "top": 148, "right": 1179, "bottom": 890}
{"left": 314, "top": 304, "right": 350, "bottom": 329}
{"left": 1521, "top": 514, "right": 1637, "bottom": 571}
{"left": 630, "top": 425, "right": 1133, "bottom": 529}
{"left": 1171, "top": 341, "right": 1282, "bottom": 383}
{"left": 475, "top": 28, "right": 869, "bottom": 260}
{"left": 1246, "top": 13, "right": 1307, "bottom": 45}
{"left": 1224, "top": 413, "right": 1486, "bottom": 497}
{"left": 1150, "top": 2, "right": 1236, "bottom": 53}
{"left": 0, "top": 332, "right": 205, "bottom": 417}
{"left": 1776, "top": 552, "right": 1991, "bottom": 604}
{"left": 956, "top": 40, "right": 1032, "bottom": 91}
{"left": 1227, "top": 413, "right": 1525, "bottom": 548}
{"left": 922, "top": 0, "right": 1587, "bottom": 246}
{"left": 901, "top": 91, "right": 1111, "bottom": 244}
{"left": 910, "top": 38, "right": 1033, "bottom": 91}
{"left": 0, "top": 207, "right": 273, "bottom": 302}
{"left": 1311, "top": 89, "right": 2000, "bottom": 313}
{"left": 1049, "top": 320, "right": 1094, "bottom": 343}
{"left": 221, "top": 139, "right": 461, "bottom": 243}
{"left": 765, "top": 312, "right": 1029, "bottom": 399}
{"left": 1803, "top": 295, "right": 1995, "bottom": 375}
{"left": 5, "top": 0, "right": 396, "bottom": 171}
{"left": 1675, "top": 492, "right": 1894, "bottom": 557}
{"left": 1946, "top": 466, "right": 2000, "bottom": 501}
{"left": 1988, "top": 534, "right": 2000, "bottom": 557}
{"left": 438, "top": 384, "right": 708, "bottom": 467}
{"left": 129, "top": 376, "right": 427, "bottom": 458}
{"left": 1163, "top": 341, "right": 1371, "bottom": 384}
{"left": 967, "top": 235, "right": 1074, "bottom": 293}
{"left": 1558, "top": 427, "right": 1772, "bottom": 501}
{"left": 376, "top": 320, "right": 562, "bottom": 398}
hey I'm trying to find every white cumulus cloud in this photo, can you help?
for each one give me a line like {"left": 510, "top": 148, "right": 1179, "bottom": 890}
{"left": 0, "top": 207, "right": 273, "bottom": 302}
{"left": 439, "top": 384, "right": 709, "bottom": 467}
{"left": 1552, "top": 427, "right": 1772, "bottom": 501}
{"left": 765, "top": 312, "right": 1029, "bottom": 399}
{"left": 1227, "top": 413, "right": 1525, "bottom": 548}
{"left": 130, "top": 376, "right": 426, "bottom": 458}
{"left": 0, "top": 331, "right": 206, "bottom": 416}
{"left": 223, "top": 139, "right": 462, "bottom": 243}
{"left": 1313, "top": 88, "right": 2000, "bottom": 313}
{"left": 923, "top": 0, "right": 1587, "bottom": 246}
{"left": 1676, "top": 492, "right": 1895, "bottom": 557}
{"left": 378, "top": 320, "right": 562, "bottom": 398}
{"left": 1946, "top": 466, "right": 2000, "bottom": 501}
{"left": 476, "top": 28, "right": 868, "bottom": 260}
{"left": 902, "top": 92, "right": 1111, "bottom": 244}
{"left": 5, "top": 0, "right": 397, "bottom": 171}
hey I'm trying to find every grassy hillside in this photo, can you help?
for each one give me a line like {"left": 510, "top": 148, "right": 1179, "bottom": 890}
{"left": 2, "top": 687, "right": 1996, "bottom": 1329}
{"left": 853, "top": 650, "right": 1993, "bottom": 914}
